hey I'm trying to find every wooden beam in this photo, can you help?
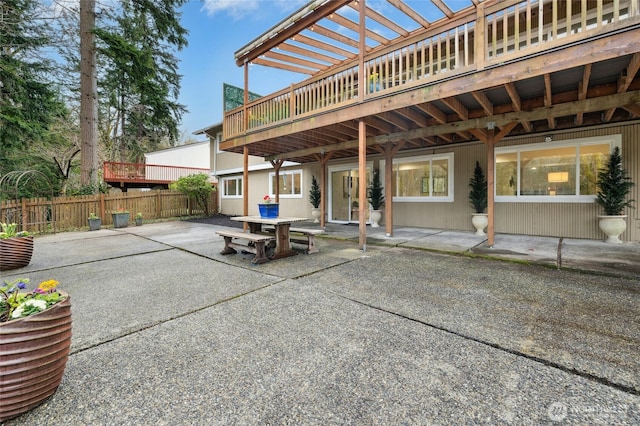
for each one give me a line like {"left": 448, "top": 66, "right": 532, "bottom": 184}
{"left": 348, "top": 2, "right": 409, "bottom": 37}
{"left": 387, "top": 0, "right": 431, "bottom": 28}
{"left": 604, "top": 53, "right": 640, "bottom": 121}
{"left": 441, "top": 96, "right": 469, "bottom": 120}
{"left": 278, "top": 42, "right": 342, "bottom": 65}
{"left": 576, "top": 63, "right": 592, "bottom": 125}
{"left": 544, "top": 73, "right": 556, "bottom": 129}
{"left": 270, "top": 160, "right": 284, "bottom": 203}
{"left": 622, "top": 103, "right": 640, "bottom": 117}
{"left": 263, "top": 51, "right": 328, "bottom": 72}
{"left": 309, "top": 24, "right": 360, "bottom": 50}
{"left": 471, "top": 90, "right": 493, "bottom": 116}
{"left": 432, "top": 0, "right": 454, "bottom": 18}
{"left": 251, "top": 57, "right": 315, "bottom": 75}
{"left": 261, "top": 90, "right": 640, "bottom": 160}
{"left": 293, "top": 33, "right": 356, "bottom": 59}
{"left": 327, "top": 12, "right": 389, "bottom": 45}
{"left": 504, "top": 82, "right": 532, "bottom": 131}
{"left": 235, "top": 0, "right": 351, "bottom": 66}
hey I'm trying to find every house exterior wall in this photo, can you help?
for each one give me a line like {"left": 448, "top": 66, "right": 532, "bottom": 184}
{"left": 145, "top": 142, "right": 210, "bottom": 169}
{"left": 216, "top": 121, "right": 639, "bottom": 242}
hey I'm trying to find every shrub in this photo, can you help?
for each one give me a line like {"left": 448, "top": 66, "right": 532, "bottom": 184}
{"left": 169, "top": 174, "right": 215, "bottom": 215}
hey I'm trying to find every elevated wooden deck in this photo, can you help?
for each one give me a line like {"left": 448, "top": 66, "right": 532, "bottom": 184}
{"left": 222, "top": 0, "right": 640, "bottom": 163}
{"left": 103, "top": 162, "right": 210, "bottom": 191}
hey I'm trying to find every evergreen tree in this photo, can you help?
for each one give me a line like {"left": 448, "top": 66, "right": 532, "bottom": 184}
{"left": 0, "top": 0, "right": 65, "bottom": 176}
{"left": 596, "top": 146, "right": 635, "bottom": 215}
{"left": 468, "top": 161, "right": 487, "bottom": 213}
{"left": 95, "top": 0, "right": 188, "bottom": 162}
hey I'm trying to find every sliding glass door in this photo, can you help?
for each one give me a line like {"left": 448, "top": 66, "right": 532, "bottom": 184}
{"left": 329, "top": 165, "right": 371, "bottom": 223}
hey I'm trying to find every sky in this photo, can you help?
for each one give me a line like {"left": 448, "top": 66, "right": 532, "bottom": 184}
{"left": 176, "top": 0, "right": 310, "bottom": 140}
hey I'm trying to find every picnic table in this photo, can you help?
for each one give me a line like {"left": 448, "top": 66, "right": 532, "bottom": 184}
{"left": 230, "top": 216, "right": 309, "bottom": 259}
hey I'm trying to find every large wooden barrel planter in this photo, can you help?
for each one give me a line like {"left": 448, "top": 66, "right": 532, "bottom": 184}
{"left": 0, "top": 236, "right": 34, "bottom": 271}
{"left": 0, "top": 293, "right": 72, "bottom": 422}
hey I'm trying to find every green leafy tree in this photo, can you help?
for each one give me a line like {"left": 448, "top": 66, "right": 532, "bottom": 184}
{"left": 469, "top": 161, "right": 487, "bottom": 213}
{"left": 95, "top": 0, "right": 188, "bottom": 162}
{"left": 596, "top": 146, "right": 635, "bottom": 215}
{"left": 169, "top": 174, "right": 215, "bottom": 215}
{"left": 0, "top": 0, "right": 66, "bottom": 177}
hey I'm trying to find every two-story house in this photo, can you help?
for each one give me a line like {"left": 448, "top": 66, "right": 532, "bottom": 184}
{"left": 212, "top": 0, "right": 640, "bottom": 247}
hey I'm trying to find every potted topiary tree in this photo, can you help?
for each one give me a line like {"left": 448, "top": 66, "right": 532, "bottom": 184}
{"left": 367, "top": 169, "right": 385, "bottom": 228}
{"left": 469, "top": 161, "right": 488, "bottom": 235}
{"left": 309, "top": 175, "right": 321, "bottom": 223}
{"left": 596, "top": 146, "right": 635, "bottom": 243}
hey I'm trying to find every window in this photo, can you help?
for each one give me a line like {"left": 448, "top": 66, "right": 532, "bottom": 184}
{"left": 221, "top": 176, "right": 242, "bottom": 198}
{"left": 269, "top": 170, "right": 302, "bottom": 198}
{"left": 386, "top": 153, "right": 454, "bottom": 202}
{"left": 495, "top": 136, "right": 619, "bottom": 201}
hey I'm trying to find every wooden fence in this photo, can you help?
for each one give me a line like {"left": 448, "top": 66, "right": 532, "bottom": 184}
{"left": 0, "top": 190, "right": 218, "bottom": 234}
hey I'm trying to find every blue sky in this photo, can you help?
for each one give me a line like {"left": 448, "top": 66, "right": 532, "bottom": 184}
{"left": 177, "top": 0, "right": 309, "bottom": 139}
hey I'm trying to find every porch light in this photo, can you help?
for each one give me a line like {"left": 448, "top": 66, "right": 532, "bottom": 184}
{"left": 486, "top": 122, "right": 496, "bottom": 130}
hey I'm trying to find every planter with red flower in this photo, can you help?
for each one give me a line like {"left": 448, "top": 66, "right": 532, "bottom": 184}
{"left": 258, "top": 195, "right": 279, "bottom": 218}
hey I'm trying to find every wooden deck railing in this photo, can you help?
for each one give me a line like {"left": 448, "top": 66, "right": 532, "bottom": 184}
{"left": 224, "top": 0, "right": 640, "bottom": 139}
{"left": 103, "top": 161, "right": 210, "bottom": 184}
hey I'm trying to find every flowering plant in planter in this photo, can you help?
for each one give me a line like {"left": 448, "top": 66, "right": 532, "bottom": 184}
{"left": 0, "top": 278, "right": 65, "bottom": 322}
{"left": 0, "top": 222, "right": 30, "bottom": 239}
{"left": 0, "top": 277, "right": 72, "bottom": 422}
{"left": 258, "top": 195, "right": 279, "bottom": 218}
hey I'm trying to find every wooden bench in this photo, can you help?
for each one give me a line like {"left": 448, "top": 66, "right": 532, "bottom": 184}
{"left": 216, "top": 230, "right": 275, "bottom": 264}
{"left": 263, "top": 226, "right": 324, "bottom": 254}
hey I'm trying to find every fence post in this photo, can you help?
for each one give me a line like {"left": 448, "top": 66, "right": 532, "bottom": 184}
{"left": 156, "top": 190, "right": 162, "bottom": 219}
{"left": 100, "top": 193, "right": 106, "bottom": 220}
{"left": 21, "top": 198, "right": 28, "bottom": 231}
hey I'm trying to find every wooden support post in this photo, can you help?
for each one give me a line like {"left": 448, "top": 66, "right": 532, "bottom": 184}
{"left": 359, "top": 120, "right": 367, "bottom": 251}
{"left": 271, "top": 160, "right": 284, "bottom": 203}
{"left": 316, "top": 152, "right": 333, "bottom": 229}
{"left": 243, "top": 146, "right": 249, "bottom": 231}
{"left": 487, "top": 128, "right": 496, "bottom": 247}
{"left": 381, "top": 141, "right": 404, "bottom": 237}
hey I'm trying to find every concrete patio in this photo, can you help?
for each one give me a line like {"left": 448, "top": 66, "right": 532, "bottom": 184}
{"left": 1, "top": 220, "right": 638, "bottom": 424}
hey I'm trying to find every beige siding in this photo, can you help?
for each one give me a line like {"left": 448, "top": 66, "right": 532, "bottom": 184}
{"left": 219, "top": 165, "right": 323, "bottom": 219}
{"left": 218, "top": 121, "right": 640, "bottom": 242}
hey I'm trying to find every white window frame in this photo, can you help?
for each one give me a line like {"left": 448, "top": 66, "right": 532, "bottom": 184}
{"left": 221, "top": 176, "right": 243, "bottom": 198}
{"left": 381, "top": 152, "right": 455, "bottom": 202}
{"left": 494, "top": 135, "right": 621, "bottom": 203}
{"left": 268, "top": 169, "right": 303, "bottom": 199}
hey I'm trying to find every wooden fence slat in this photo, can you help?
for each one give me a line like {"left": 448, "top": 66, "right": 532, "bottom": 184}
{"left": 0, "top": 188, "right": 218, "bottom": 233}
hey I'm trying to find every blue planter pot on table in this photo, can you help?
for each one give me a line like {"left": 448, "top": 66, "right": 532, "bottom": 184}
{"left": 258, "top": 203, "right": 279, "bottom": 218}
